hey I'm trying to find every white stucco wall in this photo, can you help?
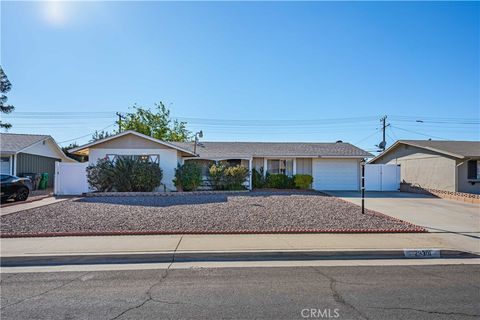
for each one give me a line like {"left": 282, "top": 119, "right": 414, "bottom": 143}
{"left": 372, "top": 144, "right": 457, "bottom": 192}
{"left": 88, "top": 147, "right": 180, "bottom": 191}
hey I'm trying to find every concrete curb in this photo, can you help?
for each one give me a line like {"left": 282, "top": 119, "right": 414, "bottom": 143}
{"left": 0, "top": 228, "right": 427, "bottom": 238}
{"left": 2, "top": 249, "right": 477, "bottom": 267}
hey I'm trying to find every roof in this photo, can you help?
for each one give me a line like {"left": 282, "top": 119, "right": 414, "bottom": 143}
{"left": 69, "top": 130, "right": 197, "bottom": 156}
{"left": 171, "top": 141, "right": 373, "bottom": 159}
{"left": 370, "top": 140, "right": 480, "bottom": 162}
{"left": 0, "top": 133, "right": 50, "bottom": 154}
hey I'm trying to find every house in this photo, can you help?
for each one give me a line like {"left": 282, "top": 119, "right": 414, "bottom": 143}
{"left": 0, "top": 133, "right": 76, "bottom": 187}
{"left": 69, "top": 130, "right": 372, "bottom": 191}
{"left": 369, "top": 140, "right": 480, "bottom": 195}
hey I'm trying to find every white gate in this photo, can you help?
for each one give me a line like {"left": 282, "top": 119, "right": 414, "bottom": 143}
{"left": 54, "top": 162, "right": 90, "bottom": 195}
{"left": 365, "top": 164, "right": 400, "bottom": 191}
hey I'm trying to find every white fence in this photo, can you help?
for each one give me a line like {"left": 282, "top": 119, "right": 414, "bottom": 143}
{"left": 54, "top": 162, "right": 89, "bottom": 195}
{"left": 365, "top": 164, "right": 400, "bottom": 191}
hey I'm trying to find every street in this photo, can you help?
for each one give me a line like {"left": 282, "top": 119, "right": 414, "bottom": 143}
{"left": 1, "top": 264, "right": 479, "bottom": 319}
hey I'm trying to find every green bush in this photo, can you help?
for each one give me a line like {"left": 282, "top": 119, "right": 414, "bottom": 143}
{"left": 173, "top": 162, "right": 202, "bottom": 191}
{"left": 224, "top": 165, "right": 249, "bottom": 190}
{"left": 208, "top": 163, "right": 227, "bottom": 190}
{"left": 252, "top": 168, "right": 266, "bottom": 189}
{"left": 86, "top": 158, "right": 115, "bottom": 192}
{"left": 86, "top": 157, "right": 162, "bottom": 192}
{"left": 293, "top": 174, "right": 313, "bottom": 189}
{"left": 266, "top": 173, "right": 293, "bottom": 189}
{"left": 208, "top": 164, "right": 249, "bottom": 190}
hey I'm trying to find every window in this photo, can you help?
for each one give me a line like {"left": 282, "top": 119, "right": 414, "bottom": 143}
{"left": 267, "top": 159, "right": 293, "bottom": 176}
{"left": 106, "top": 154, "right": 159, "bottom": 164}
{"left": 467, "top": 160, "right": 480, "bottom": 180}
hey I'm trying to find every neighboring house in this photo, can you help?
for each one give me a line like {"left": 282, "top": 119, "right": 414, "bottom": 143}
{"left": 70, "top": 130, "right": 372, "bottom": 191}
{"left": 0, "top": 133, "right": 76, "bottom": 187}
{"left": 369, "top": 140, "right": 480, "bottom": 195}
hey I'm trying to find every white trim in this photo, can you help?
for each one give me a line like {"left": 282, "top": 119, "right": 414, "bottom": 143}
{"left": 69, "top": 130, "right": 196, "bottom": 156}
{"left": 263, "top": 158, "right": 267, "bottom": 177}
{"left": 183, "top": 157, "right": 251, "bottom": 161}
{"left": 13, "top": 154, "right": 17, "bottom": 176}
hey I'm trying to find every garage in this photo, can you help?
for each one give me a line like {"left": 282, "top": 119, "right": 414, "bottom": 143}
{"left": 312, "top": 158, "right": 360, "bottom": 190}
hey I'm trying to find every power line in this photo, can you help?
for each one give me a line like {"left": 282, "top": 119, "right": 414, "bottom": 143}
{"left": 389, "top": 126, "right": 399, "bottom": 140}
{"left": 390, "top": 125, "right": 451, "bottom": 141}
{"left": 57, "top": 123, "right": 116, "bottom": 145}
{"left": 354, "top": 128, "right": 382, "bottom": 145}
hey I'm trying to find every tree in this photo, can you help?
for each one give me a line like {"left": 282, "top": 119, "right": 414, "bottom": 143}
{"left": 121, "top": 102, "right": 192, "bottom": 142}
{"left": 90, "top": 130, "right": 113, "bottom": 142}
{"left": 0, "top": 66, "right": 14, "bottom": 129}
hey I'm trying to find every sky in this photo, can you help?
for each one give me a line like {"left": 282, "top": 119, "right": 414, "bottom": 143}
{"left": 1, "top": 1, "right": 479, "bottom": 152}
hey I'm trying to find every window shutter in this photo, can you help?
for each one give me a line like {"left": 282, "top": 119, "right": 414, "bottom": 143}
{"left": 467, "top": 160, "right": 477, "bottom": 179}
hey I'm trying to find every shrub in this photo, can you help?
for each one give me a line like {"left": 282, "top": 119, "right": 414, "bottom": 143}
{"left": 208, "top": 164, "right": 249, "bottom": 190}
{"left": 266, "top": 173, "right": 293, "bottom": 189}
{"left": 86, "top": 158, "right": 115, "bottom": 192}
{"left": 86, "top": 157, "right": 163, "bottom": 192}
{"left": 224, "top": 165, "right": 249, "bottom": 190}
{"left": 208, "top": 163, "right": 227, "bottom": 190}
{"left": 293, "top": 174, "right": 313, "bottom": 189}
{"left": 252, "top": 168, "right": 266, "bottom": 189}
{"left": 173, "top": 162, "right": 202, "bottom": 191}
{"left": 131, "top": 159, "right": 164, "bottom": 192}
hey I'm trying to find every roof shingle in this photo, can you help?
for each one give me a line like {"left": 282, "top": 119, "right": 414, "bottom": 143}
{"left": 0, "top": 133, "right": 50, "bottom": 154}
{"left": 171, "top": 141, "right": 372, "bottom": 159}
{"left": 398, "top": 140, "right": 480, "bottom": 158}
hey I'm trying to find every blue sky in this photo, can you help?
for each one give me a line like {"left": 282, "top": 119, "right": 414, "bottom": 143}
{"left": 1, "top": 1, "right": 479, "bottom": 151}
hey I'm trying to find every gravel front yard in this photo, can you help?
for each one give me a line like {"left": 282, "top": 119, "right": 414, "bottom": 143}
{"left": 0, "top": 191, "right": 424, "bottom": 236}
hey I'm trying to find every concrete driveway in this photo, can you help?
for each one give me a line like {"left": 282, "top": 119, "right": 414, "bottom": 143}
{"left": 328, "top": 191, "right": 480, "bottom": 254}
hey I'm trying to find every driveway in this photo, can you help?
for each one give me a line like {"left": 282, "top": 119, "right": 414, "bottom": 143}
{"left": 327, "top": 191, "right": 480, "bottom": 254}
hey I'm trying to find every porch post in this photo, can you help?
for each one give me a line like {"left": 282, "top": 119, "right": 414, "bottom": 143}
{"left": 293, "top": 158, "right": 297, "bottom": 175}
{"left": 263, "top": 158, "right": 267, "bottom": 178}
{"left": 249, "top": 157, "right": 253, "bottom": 190}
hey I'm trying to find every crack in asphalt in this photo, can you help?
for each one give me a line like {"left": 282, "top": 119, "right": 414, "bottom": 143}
{"left": 369, "top": 306, "right": 480, "bottom": 317}
{"left": 0, "top": 272, "right": 89, "bottom": 310}
{"left": 109, "top": 235, "right": 184, "bottom": 320}
{"left": 310, "top": 267, "right": 370, "bottom": 320}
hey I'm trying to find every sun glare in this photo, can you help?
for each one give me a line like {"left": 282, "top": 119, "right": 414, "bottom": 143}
{"left": 43, "top": 1, "right": 68, "bottom": 26}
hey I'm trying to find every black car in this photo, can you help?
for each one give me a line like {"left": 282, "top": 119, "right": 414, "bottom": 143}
{"left": 1, "top": 174, "right": 32, "bottom": 202}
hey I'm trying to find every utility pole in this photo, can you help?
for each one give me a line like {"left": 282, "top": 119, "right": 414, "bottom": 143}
{"left": 361, "top": 158, "right": 366, "bottom": 214}
{"left": 377, "top": 115, "right": 389, "bottom": 152}
{"left": 116, "top": 112, "right": 125, "bottom": 132}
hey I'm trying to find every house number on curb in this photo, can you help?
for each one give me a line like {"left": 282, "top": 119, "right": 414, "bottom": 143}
{"left": 403, "top": 249, "right": 441, "bottom": 258}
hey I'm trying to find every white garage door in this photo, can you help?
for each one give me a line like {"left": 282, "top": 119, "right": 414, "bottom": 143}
{"left": 312, "top": 159, "right": 359, "bottom": 190}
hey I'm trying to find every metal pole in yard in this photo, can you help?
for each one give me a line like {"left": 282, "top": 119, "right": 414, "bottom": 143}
{"left": 361, "top": 159, "right": 365, "bottom": 214}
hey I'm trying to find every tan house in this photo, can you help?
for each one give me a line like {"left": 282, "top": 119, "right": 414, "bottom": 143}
{"left": 369, "top": 140, "right": 480, "bottom": 194}
{"left": 70, "top": 130, "right": 372, "bottom": 191}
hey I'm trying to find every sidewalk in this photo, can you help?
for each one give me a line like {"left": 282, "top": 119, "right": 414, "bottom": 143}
{"left": 0, "top": 197, "right": 71, "bottom": 216}
{"left": 0, "top": 232, "right": 458, "bottom": 257}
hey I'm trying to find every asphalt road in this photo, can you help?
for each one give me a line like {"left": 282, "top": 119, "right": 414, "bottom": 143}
{"left": 1, "top": 265, "right": 479, "bottom": 320}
